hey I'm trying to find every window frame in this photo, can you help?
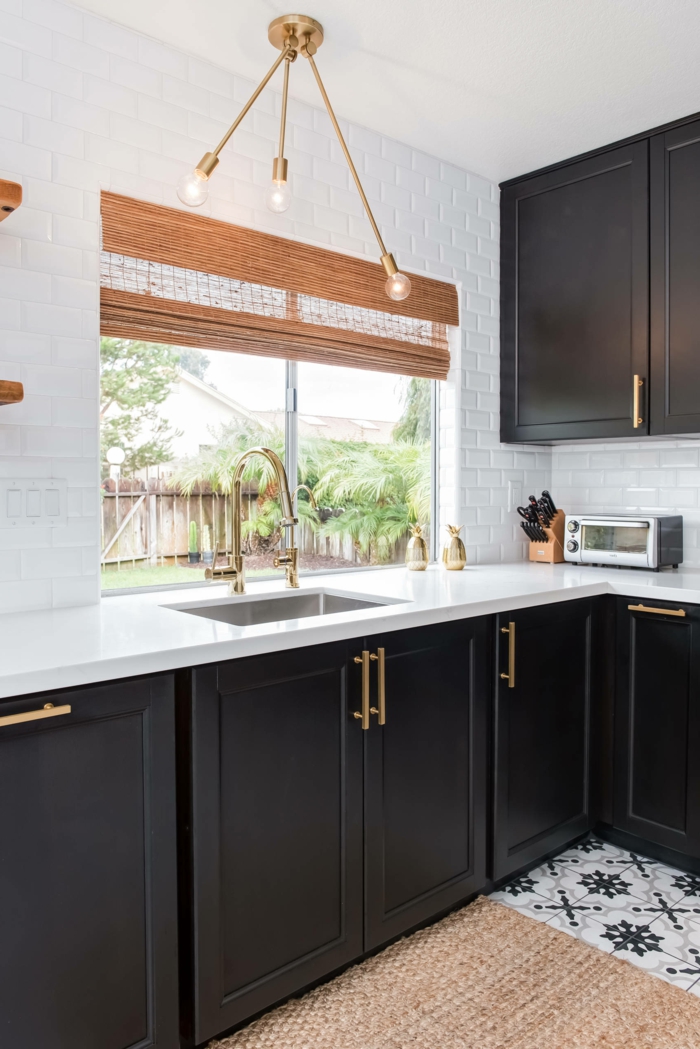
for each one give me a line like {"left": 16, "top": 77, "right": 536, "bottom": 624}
{"left": 101, "top": 354, "right": 438, "bottom": 595}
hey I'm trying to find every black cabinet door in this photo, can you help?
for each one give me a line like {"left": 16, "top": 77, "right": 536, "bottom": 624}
{"left": 0, "top": 677, "right": 178, "bottom": 1049}
{"left": 493, "top": 600, "right": 593, "bottom": 880}
{"left": 187, "top": 642, "right": 363, "bottom": 1043}
{"left": 363, "top": 619, "right": 488, "bottom": 950}
{"left": 501, "top": 143, "right": 649, "bottom": 442}
{"left": 650, "top": 119, "right": 700, "bottom": 434}
{"left": 614, "top": 598, "right": 700, "bottom": 856}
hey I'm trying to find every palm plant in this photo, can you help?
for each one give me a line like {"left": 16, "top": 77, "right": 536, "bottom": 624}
{"left": 169, "top": 418, "right": 430, "bottom": 565}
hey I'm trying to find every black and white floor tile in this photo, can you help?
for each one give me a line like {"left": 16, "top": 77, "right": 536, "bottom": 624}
{"left": 490, "top": 837, "right": 700, "bottom": 995}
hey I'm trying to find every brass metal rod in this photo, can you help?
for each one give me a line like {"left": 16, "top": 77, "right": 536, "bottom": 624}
{"left": 214, "top": 46, "right": 290, "bottom": 156}
{"left": 0, "top": 703, "right": 71, "bottom": 728}
{"left": 371, "top": 648, "right": 386, "bottom": 724}
{"left": 306, "top": 53, "right": 388, "bottom": 256}
{"left": 353, "top": 651, "right": 371, "bottom": 729}
{"left": 633, "top": 374, "right": 643, "bottom": 429}
{"left": 500, "top": 623, "right": 515, "bottom": 688}
{"left": 628, "top": 603, "right": 686, "bottom": 617}
{"left": 278, "top": 56, "right": 291, "bottom": 160}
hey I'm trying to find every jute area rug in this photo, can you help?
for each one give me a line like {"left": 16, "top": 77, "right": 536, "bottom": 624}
{"left": 209, "top": 895, "right": 700, "bottom": 1049}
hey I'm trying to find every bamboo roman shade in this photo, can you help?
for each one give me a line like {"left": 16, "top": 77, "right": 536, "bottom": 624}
{"left": 100, "top": 193, "right": 457, "bottom": 380}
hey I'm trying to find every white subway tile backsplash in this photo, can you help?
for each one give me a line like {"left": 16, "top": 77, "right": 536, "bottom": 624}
{"left": 0, "top": 0, "right": 518, "bottom": 609}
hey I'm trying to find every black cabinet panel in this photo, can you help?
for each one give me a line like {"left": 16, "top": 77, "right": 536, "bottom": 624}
{"left": 0, "top": 677, "right": 178, "bottom": 1049}
{"left": 493, "top": 600, "right": 593, "bottom": 879}
{"left": 650, "top": 120, "right": 700, "bottom": 433}
{"left": 363, "top": 619, "right": 488, "bottom": 949}
{"left": 614, "top": 599, "right": 700, "bottom": 855}
{"left": 501, "top": 143, "right": 649, "bottom": 442}
{"left": 188, "top": 643, "right": 363, "bottom": 1044}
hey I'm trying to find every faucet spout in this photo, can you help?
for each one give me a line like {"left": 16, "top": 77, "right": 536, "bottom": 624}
{"left": 205, "top": 446, "right": 307, "bottom": 594}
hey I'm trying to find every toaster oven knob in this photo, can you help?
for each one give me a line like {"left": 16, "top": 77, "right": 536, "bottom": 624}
{"left": 567, "top": 520, "right": 579, "bottom": 532}
{"left": 567, "top": 539, "right": 579, "bottom": 553}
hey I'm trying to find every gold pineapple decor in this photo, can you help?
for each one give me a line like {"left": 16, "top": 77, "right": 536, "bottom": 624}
{"left": 405, "top": 524, "right": 429, "bottom": 571}
{"left": 441, "top": 524, "right": 467, "bottom": 571}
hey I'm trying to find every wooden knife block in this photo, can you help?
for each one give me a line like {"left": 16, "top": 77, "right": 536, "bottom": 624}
{"left": 528, "top": 510, "right": 566, "bottom": 563}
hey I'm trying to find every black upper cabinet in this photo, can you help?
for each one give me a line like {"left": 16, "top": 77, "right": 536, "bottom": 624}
{"left": 501, "top": 143, "right": 649, "bottom": 442}
{"left": 493, "top": 600, "right": 594, "bottom": 880}
{"left": 614, "top": 598, "right": 700, "bottom": 858}
{"left": 0, "top": 677, "right": 179, "bottom": 1049}
{"left": 363, "top": 619, "right": 488, "bottom": 950}
{"left": 185, "top": 642, "right": 363, "bottom": 1044}
{"left": 650, "top": 119, "right": 700, "bottom": 434}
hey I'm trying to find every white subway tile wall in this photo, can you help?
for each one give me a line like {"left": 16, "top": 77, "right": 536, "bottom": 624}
{"left": 551, "top": 441, "right": 700, "bottom": 566}
{"left": 0, "top": 0, "right": 540, "bottom": 611}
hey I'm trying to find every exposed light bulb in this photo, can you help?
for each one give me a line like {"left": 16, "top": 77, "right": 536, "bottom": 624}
{"left": 266, "top": 179, "right": 292, "bottom": 214}
{"left": 177, "top": 170, "right": 209, "bottom": 207}
{"left": 385, "top": 271, "right": 411, "bottom": 301}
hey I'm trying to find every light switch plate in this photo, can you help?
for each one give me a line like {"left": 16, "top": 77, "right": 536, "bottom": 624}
{"left": 508, "top": 481, "right": 522, "bottom": 513}
{"left": 0, "top": 479, "right": 67, "bottom": 528}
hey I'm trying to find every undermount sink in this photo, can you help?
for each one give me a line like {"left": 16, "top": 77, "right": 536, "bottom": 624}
{"left": 167, "top": 588, "right": 403, "bottom": 627}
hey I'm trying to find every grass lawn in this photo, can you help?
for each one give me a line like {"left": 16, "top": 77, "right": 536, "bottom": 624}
{"left": 101, "top": 563, "right": 281, "bottom": 591}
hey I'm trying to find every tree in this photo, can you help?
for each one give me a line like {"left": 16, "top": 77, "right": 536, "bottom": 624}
{"left": 392, "top": 377, "right": 432, "bottom": 442}
{"left": 178, "top": 347, "right": 213, "bottom": 384}
{"left": 169, "top": 417, "right": 431, "bottom": 566}
{"left": 100, "top": 337, "right": 181, "bottom": 475}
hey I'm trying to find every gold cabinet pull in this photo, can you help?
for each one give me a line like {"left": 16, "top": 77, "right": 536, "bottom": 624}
{"left": 633, "top": 374, "right": 644, "bottom": 428}
{"left": 370, "top": 648, "right": 386, "bottom": 724}
{"left": 628, "top": 603, "right": 686, "bottom": 617}
{"left": 353, "top": 651, "right": 371, "bottom": 729}
{"left": 500, "top": 622, "right": 515, "bottom": 688}
{"left": 0, "top": 702, "right": 71, "bottom": 728}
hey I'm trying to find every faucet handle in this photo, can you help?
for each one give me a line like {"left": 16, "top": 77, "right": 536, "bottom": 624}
{"left": 204, "top": 542, "right": 219, "bottom": 581}
{"left": 291, "top": 484, "right": 318, "bottom": 511}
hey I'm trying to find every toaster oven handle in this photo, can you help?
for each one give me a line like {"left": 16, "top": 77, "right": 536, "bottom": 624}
{"left": 578, "top": 519, "right": 649, "bottom": 528}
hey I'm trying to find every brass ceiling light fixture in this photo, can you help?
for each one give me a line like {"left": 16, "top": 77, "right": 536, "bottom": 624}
{"left": 177, "top": 15, "right": 411, "bottom": 302}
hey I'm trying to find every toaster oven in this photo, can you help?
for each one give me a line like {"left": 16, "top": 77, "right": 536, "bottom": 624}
{"left": 563, "top": 513, "right": 683, "bottom": 571}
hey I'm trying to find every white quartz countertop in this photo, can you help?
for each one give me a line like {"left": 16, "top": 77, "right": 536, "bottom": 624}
{"left": 3, "top": 561, "right": 700, "bottom": 700}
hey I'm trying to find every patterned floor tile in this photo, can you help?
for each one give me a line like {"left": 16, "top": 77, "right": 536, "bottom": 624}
{"left": 613, "top": 936, "right": 700, "bottom": 990}
{"left": 490, "top": 867, "right": 560, "bottom": 906}
{"left": 644, "top": 913, "right": 700, "bottom": 966}
{"left": 556, "top": 837, "right": 634, "bottom": 875}
{"left": 609, "top": 862, "right": 698, "bottom": 905}
{"left": 489, "top": 835, "right": 700, "bottom": 996}
{"left": 546, "top": 911, "right": 624, "bottom": 953}
{"left": 488, "top": 892, "right": 561, "bottom": 924}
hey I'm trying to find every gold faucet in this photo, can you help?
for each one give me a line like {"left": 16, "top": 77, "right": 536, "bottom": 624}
{"left": 204, "top": 447, "right": 316, "bottom": 594}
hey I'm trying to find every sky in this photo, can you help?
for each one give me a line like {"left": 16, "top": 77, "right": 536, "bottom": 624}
{"left": 204, "top": 351, "right": 407, "bottom": 422}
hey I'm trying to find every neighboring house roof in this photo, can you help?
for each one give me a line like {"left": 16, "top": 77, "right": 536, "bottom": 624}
{"left": 255, "top": 411, "right": 395, "bottom": 444}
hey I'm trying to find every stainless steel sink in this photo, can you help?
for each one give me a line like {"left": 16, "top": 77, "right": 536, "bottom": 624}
{"left": 167, "top": 588, "right": 402, "bottom": 627}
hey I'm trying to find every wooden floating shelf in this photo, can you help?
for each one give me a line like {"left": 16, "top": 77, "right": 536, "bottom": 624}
{"left": 0, "top": 380, "right": 24, "bottom": 406}
{"left": 0, "top": 179, "right": 22, "bottom": 221}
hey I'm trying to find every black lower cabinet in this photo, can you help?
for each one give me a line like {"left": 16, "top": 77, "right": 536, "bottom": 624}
{"left": 493, "top": 599, "right": 594, "bottom": 880}
{"left": 184, "top": 622, "right": 489, "bottom": 1042}
{"left": 363, "top": 619, "right": 488, "bottom": 949}
{"left": 613, "top": 597, "right": 700, "bottom": 858}
{"left": 0, "top": 676, "right": 179, "bottom": 1049}
{"left": 184, "top": 642, "right": 363, "bottom": 1044}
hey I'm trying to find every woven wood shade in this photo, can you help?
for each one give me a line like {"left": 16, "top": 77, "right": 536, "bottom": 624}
{"left": 100, "top": 192, "right": 457, "bottom": 380}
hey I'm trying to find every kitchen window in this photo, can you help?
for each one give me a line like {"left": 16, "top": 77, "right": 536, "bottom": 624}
{"left": 100, "top": 340, "right": 437, "bottom": 592}
{"left": 99, "top": 192, "right": 455, "bottom": 593}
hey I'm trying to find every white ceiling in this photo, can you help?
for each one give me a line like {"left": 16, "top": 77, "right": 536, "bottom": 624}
{"left": 76, "top": 0, "right": 700, "bottom": 182}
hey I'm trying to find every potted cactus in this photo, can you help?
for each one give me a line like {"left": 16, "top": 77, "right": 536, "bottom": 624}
{"left": 188, "top": 520, "right": 200, "bottom": 564}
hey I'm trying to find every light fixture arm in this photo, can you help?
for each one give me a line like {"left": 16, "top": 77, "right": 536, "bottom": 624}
{"left": 303, "top": 49, "right": 398, "bottom": 276}
{"left": 272, "top": 51, "right": 294, "bottom": 183}
{"left": 179, "top": 15, "right": 409, "bottom": 298}
{"left": 195, "top": 44, "right": 292, "bottom": 179}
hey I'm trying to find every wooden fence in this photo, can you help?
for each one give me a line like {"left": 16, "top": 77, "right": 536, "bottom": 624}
{"left": 100, "top": 483, "right": 374, "bottom": 570}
